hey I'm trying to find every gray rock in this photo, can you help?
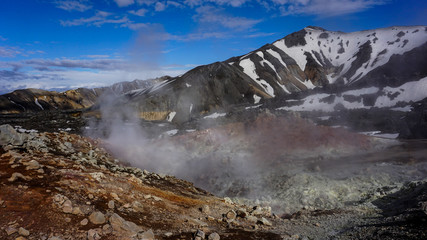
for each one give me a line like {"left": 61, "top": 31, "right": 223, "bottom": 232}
{"left": 194, "top": 229, "right": 205, "bottom": 240}
{"left": 236, "top": 209, "right": 248, "bottom": 218}
{"left": 80, "top": 218, "right": 89, "bottom": 226}
{"left": 5, "top": 226, "right": 18, "bottom": 235}
{"left": 108, "top": 200, "right": 115, "bottom": 209}
{"left": 208, "top": 232, "right": 221, "bottom": 240}
{"left": 226, "top": 210, "right": 237, "bottom": 220}
{"left": 109, "top": 213, "right": 142, "bottom": 236}
{"left": 62, "top": 200, "right": 73, "bottom": 213}
{"left": 8, "top": 172, "right": 31, "bottom": 182}
{"left": 18, "top": 227, "right": 30, "bottom": 236}
{"left": 24, "top": 160, "right": 40, "bottom": 170}
{"left": 257, "top": 217, "right": 272, "bottom": 226}
{"left": 138, "top": 229, "right": 155, "bottom": 240}
{"left": 48, "top": 237, "right": 63, "bottom": 240}
{"left": 0, "top": 124, "right": 26, "bottom": 146}
{"left": 89, "top": 211, "right": 106, "bottom": 225}
{"left": 87, "top": 229, "right": 102, "bottom": 240}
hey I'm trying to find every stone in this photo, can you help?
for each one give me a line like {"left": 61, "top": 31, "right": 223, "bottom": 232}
{"left": 194, "top": 229, "right": 205, "bottom": 240}
{"left": 87, "top": 229, "right": 102, "bottom": 240}
{"left": 0, "top": 124, "right": 26, "bottom": 146}
{"left": 62, "top": 200, "right": 73, "bottom": 213}
{"left": 138, "top": 229, "right": 155, "bottom": 240}
{"left": 108, "top": 200, "right": 115, "bottom": 209}
{"left": 102, "top": 224, "right": 112, "bottom": 234}
{"left": 18, "top": 227, "right": 30, "bottom": 236}
{"left": 109, "top": 213, "right": 142, "bottom": 236}
{"left": 89, "top": 211, "right": 106, "bottom": 225}
{"left": 110, "top": 193, "right": 120, "bottom": 200}
{"left": 200, "top": 205, "right": 210, "bottom": 214}
{"left": 223, "top": 197, "right": 233, "bottom": 205}
{"left": 164, "top": 232, "right": 173, "bottom": 237}
{"left": 72, "top": 206, "right": 84, "bottom": 215}
{"left": 236, "top": 209, "right": 248, "bottom": 218}
{"left": 8, "top": 172, "right": 31, "bottom": 182}
{"left": 64, "top": 217, "right": 71, "bottom": 223}
{"left": 48, "top": 237, "right": 63, "bottom": 240}
{"left": 208, "top": 232, "right": 221, "bottom": 240}
{"left": 5, "top": 226, "right": 18, "bottom": 235}
{"left": 226, "top": 210, "right": 237, "bottom": 220}
{"left": 15, "top": 237, "right": 26, "bottom": 240}
{"left": 80, "top": 218, "right": 89, "bottom": 226}
{"left": 24, "top": 160, "right": 40, "bottom": 170}
{"left": 257, "top": 217, "right": 272, "bottom": 226}
{"left": 246, "top": 216, "right": 258, "bottom": 223}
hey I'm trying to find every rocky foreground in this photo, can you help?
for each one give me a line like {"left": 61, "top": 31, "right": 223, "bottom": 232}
{"left": 0, "top": 124, "right": 285, "bottom": 240}
{"left": 1, "top": 114, "right": 427, "bottom": 239}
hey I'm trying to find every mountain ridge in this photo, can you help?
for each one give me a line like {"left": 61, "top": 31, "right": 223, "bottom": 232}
{"left": 1, "top": 25, "right": 426, "bottom": 126}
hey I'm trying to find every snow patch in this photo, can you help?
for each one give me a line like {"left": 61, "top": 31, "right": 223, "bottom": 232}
{"left": 239, "top": 58, "right": 275, "bottom": 97}
{"left": 166, "top": 111, "right": 176, "bottom": 122}
{"left": 34, "top": 99, "right": 44, "bottom": 110}
{"left": 253, "top": 94, "right": 261, "bottom": 104}
{"left": 204, "top": 112, "right": 226, "bottom": 119}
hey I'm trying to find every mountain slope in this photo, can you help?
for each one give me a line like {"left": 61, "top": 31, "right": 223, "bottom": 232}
{"left": 123, "top": 25, "right": 427, "bottom": 122}
{"left": 1, "top": 26, "right": 426, "bottom": 123}
{"left": 0, "top": 78, "right": 166, "bottom": 114}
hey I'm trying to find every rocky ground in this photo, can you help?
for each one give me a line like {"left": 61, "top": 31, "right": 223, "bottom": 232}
{"left": 1, "top": 112, "right": 427, "bottom": 240}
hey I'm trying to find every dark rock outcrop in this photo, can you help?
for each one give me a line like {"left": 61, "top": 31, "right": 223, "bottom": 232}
{"left": 399, "top": 97, "right": 427, "bottom": 139}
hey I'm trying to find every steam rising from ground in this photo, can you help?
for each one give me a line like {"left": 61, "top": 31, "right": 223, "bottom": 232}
{"left": 85, "top": 94, "right": 427, "bottom": 214}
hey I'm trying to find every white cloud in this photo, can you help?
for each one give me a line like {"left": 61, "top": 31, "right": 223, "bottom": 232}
{"left": 155, "top": 2, "right": 166, "bottom": 11}
{"left": 60, "top": 11, "right": 130, "bottom": 27}
{"left": 194, "top": 6, "right": 262, "bottom": 31}
{"left": 184, "top": 0, "right": 250, "bottom": 7}
{"left": 0, "top": 59, "right": 188, "bottom": 94}
{"left": 274, "top": 0, "right": 385, "bottom": 17}
{"left": 128, "top": 8, "right": 148, "bottom": 16}
{"left": 54, "top": 0, "right": 92, "bottom": 12}
{"left": 113, "top": 0, "right": 135, "bottom": 7}
{"left": 136, "top": 0, "right": 156, "bottom": 5}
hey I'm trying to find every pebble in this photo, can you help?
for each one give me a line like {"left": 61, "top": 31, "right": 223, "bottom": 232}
{"left": 208, "top": 232, "right": 220, "bottom": 240}
{"left": 89, "top": 211, "right": 106, "bottom": 225}
{"left": 64, "top": 217, "right": 71, "bottom": 223}
{"left": 226, "top": 210, "right": 237, "bottom": 221}
{"left": 25, "top": 160, "right": 40, "bottom": 170}
{"left": 8, "top": 173, "right": 31, "bottom": 182}
{"left": 18, "top": 227, "right": 30, "bottom": 236}
{"left": 138, "top": 229, "right": 155, "bottom": 240}
{"left": 80, "top": 218, "right": 89, "bottom": 226}
{"left": 62, "top": 200, "right": 73, "bottom": 213}
{"left": 110, "top": 193, "right": 120, "bottom": 200}
{"left": 108, "top": 200, "right": 115, "bottom": 209}
{"left": 193, "top": 229, "right": 205, "bottom": 240}
{"left": 6, "top": 226, "right": 18, "bottom": 235}
{"left": 87, "top": 229, "right": 101, "bottom": 240}
{"left": 257, "top": 217, "right": 272, "bottom": 226}
{"left": 236, "top": 209, "right": 248, "bottom": 218}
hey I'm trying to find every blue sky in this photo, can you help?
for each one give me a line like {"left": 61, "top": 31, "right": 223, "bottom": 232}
{"left": 0, "top": 0, "right": 426, "bottom": 94}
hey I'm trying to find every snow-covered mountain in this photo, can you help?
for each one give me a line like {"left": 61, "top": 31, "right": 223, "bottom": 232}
{"left": 119, "top": 26, "right": 427, "bottom": 123}
{"left": 1, "top": 26, "right": 426, "bottom": 125}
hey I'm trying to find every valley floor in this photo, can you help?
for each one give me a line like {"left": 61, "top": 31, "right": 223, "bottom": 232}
{"left": 0, "top": 112, "right": 427, "bottom": 240}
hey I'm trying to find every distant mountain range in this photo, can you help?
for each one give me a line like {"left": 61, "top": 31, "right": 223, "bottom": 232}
{"left": 1, "top": 26, "right": 426, "bottom": 125}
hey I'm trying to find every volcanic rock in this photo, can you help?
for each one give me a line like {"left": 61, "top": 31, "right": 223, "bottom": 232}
{"left": 89, "top": 211, "right": 106, "bottom": 225}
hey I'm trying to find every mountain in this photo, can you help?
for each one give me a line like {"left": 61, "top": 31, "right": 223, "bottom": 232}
{"left": 114, "top": 25, "right": 427, "bottom": 123}
{"left": 1, "top": 26, "right": 426, "bottom": 127}
{"left": 0, "top": 77, "right": 169, "bottom": 114}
